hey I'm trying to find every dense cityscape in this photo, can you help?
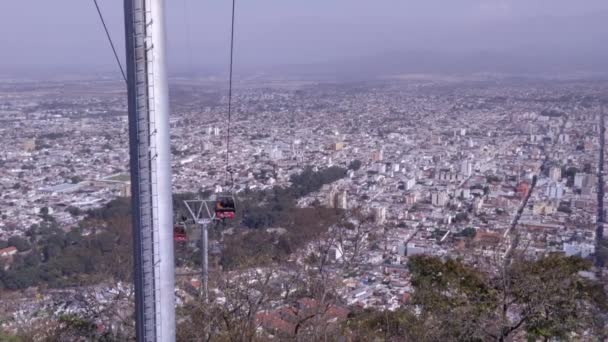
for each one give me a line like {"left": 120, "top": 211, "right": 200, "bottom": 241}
{"left": 0, "top": 74, "right": 607, "bottom": 340}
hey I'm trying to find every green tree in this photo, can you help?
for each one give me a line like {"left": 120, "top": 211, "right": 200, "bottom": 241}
{"left": 510, "top": 255, "right": 607, "bottom": 340}
{"left": 346, "top": 255, "right": 607, "bottom": 342}
{"left": 66, "top": 206, "right": 81, "bottom": 217}
{"left": 43, "top": 315, "right": 101, "bottom": 341}
{"left": 348, "top": 159, "right": 362, "bottom": 171}
{"left": 43, "top": 243, "right": 63, "bottom": 261}
{"left": 459, "top": 227, "right": 476, "bottom": 238}
{"left": 486, "top": 174, "right": 502, "bottom": 183}
{"left": 427, "top": 255, "right": 605, "bottom": 341}
{"left": 95, "top": 232, "right": 116, "bottom": 254}
{"left": 0, "top": 330, "right": 25, "bottom": 342}
{"left": 86, "top": 197, "right": 131, "bottom": 221}
{"left": 1, "top": 267, "right": 39, "bottom": 290}
{"left": 7, "top": 236, "right": 31, "bottom": 252}
{"left": 65, "top": 229, "right": 83, "bottom": 246}
{"left": 23, "top": 249, "right": 41, "bottom": 267}
{"left": 57, "top": 255, "right": 86, "bottom": 276}
{"left": 345, "top": 308, "right": 431, "bottom": 341}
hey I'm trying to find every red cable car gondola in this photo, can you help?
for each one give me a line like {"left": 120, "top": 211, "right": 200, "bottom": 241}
{"left": 173, "top": 225, "right": 187, "bottom": 242}
{"left": 214, "top": 194, "right": 236, "bottom": 220}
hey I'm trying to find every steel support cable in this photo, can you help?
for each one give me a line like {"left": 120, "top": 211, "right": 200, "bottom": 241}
{"left": 224, "top": 0, "right": 237, "bottom": 188}
{"left": 92, "top": 0, "right": 127, "bottom": 83}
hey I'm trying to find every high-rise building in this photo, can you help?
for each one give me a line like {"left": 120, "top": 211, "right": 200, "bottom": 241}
{"left": 454, "top": 188, "right": 471, "bottom": 199}
{"left": 431, "top": 190, "right": 448, "bottom": 207}
{"left": 327, "top": 189, "right": 348, "bottom": 209}
{"left": 374, "top": 207, "right": 387, "bottom": 224}
{"left": 517, "top": 181, "right": 530, "bottom": 199}
{"left": 291, "top": 139, "right": 301, "bottom": 157}
{"left": 327, "top": 189, "right": 337, "bottom": 208}
{"left": 397, "top": 243, "right": 406, "bottom": 256}
{"left": 371, "top": 148, "right": 384, "bottom": 162}
{"left": 563, "top": 242, "right": 595, "bottom": 258}
{"left": 22, "top": 139, "right": 36, "bottom": 152}
{"left": 460, "top": 160, "right": 473, "bottom": 177}
{"left": 549, "top": 166, "right": 561, "bottom": 182}
{"left": 406, "top": 243, "right": 426, "bottom": 256}
{"left": 377, "top": 163, "right": 387, "bottom": 174}
{"left": 405, "top": 177, "right": 416, "bottom": 190}
{"left": 574, "top": 173, "right": 587, "bottom": 189}
{"left": 546, "top": 183, "right": 564, "bottom": 199}
{"left": 121, "top": 182, "right": 132, "bottom": 197}
{"left": 269, "top": 146, "right": 283, "bottom": 160}
{"left": 336, "top": 191, "right": 348, "bottom": 209}
{"left": 404, "top": 192, "right": 418, "bottom": 205}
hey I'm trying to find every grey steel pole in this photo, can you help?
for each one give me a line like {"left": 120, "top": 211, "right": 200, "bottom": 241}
{"left": 149, "top": 0, "right": 176, "bottom": 340}
{"left": 124, "top": 1, "right": 146, "bottom": 340}
{"left": 201, "top": 221, "right": 209, "bottom": 301}
{"left": 124, "top": 0, "right": 175, "bottom": 340}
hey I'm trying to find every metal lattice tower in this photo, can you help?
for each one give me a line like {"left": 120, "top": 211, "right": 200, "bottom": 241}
{"left": 183, "top": 199, "right": 215, "bottom": 301}
{"left": 124, "top": 0, "right": 175, "bottom": 340}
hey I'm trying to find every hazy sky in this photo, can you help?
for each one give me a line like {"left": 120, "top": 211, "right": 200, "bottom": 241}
{"left": 1, "top": 0, "right": 608, "bottom": 76}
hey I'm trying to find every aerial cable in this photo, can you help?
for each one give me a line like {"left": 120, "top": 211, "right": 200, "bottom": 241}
{"left": 224, "top": 0, "right": 237, "bottom": 188}
{"left": 92, "top": 0, "right": 127, "bottom": 83}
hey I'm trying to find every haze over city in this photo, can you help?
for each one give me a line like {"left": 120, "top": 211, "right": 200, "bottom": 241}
{"left": 2, "top": 0, "right": 608, "bottom": 76}
{"left": 1, "top": 1, "right": 608, "bottom": 341}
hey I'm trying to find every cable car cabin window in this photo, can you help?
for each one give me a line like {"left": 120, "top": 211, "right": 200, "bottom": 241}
{"left": 215, "top": 195, "right": 236, "bottom": 219}
{"left": 215, "top": 197, "right": 235, "bottom": 212}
